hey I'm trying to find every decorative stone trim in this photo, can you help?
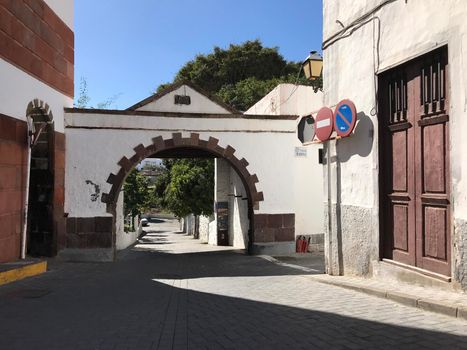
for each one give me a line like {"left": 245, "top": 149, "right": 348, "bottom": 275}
{"left": 102, "top": 133, "right": 264, "bottom": 213}
{"left": 254, "top": 214, "right": 295, "bottom": 243}
{"left": 26, "top": 99, "right": 54, "bottom": 121}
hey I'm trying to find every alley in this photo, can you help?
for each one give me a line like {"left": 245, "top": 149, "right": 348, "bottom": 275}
{"left": 0, "top": 219, "right": 467, "bottom": 350}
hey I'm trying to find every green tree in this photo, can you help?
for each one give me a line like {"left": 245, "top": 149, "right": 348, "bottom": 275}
{"left": 153, "top": 159, "right": 214, "bottom": 219}
{"left": 123, "top": 168, "right": 151, "bottom": 230}
{"left": 158, "top": 40, "right": 321, "bottom": 111}
{"left": 152, "top": 40, "right": 321, "bottom": 220}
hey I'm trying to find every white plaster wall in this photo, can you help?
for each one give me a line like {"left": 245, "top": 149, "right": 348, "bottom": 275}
{"left": 208, "top": 220, "right": 217, "bottom": 245}
{"left": 116, "top": 190, "right": 139, "bottom": 250}
{"left": 245, "top": 84, "right": 323, "bottom": 117}
{"left": 323, "top": 0, "right": 467, "bottom": 277}
{"left": 0, "top": 59, "right": 72, "bottom": 132}
{"left": 246, "top": 83, "right": 325, "bottom": 238}
{"left": 43, "top": 0, "right": 74, "bottom": 29}
{"left": 228, "top": 167, "right": 249, "bottom": 249}
{"left": 136, "top": 85, "right": 231, "bottom": 114}
{"left": 64, "top": 113, "right": 298, "bottom": 217}
{"left": 293, "top": 143, "right": 324, "bottom": 236}
{"left": 324, "top": 0, "right": 467, "bottom": 218}
{"left": 198, "top": 215, "right": 212, "bottom": 243}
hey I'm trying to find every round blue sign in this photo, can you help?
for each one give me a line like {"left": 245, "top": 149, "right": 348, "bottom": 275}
{"left": 334, "top": 99, "right": 356, "bottom": 137}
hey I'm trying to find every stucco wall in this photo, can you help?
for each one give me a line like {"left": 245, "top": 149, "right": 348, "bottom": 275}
{"left": 64, "top": 113, "right": 298, "bottom": 217}
{"left": 0, "top": 59, "right": 72, "bottom": 132}
{"left": 136, "top": 85, "right": 231, "bottom": 114}
{"left": 228, "top": 167, "right": 249, "bottom": 249}
{"left": 323, "top": 0, "right": 467, "bottom": 285}
{"left": 198, "top": 215, "right": 212, "bottom": 243}
{"left": 246, "top": 84, "right": 325, "bottom": 241}
{"left": 43, "top": 0, "right": 74, "bottom": 28}
{"left": 245, "top": 84, "right": 323, "bottom": 116}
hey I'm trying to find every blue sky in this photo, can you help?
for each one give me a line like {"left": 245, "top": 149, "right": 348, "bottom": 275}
{"left": 74, "top": 0, "right": 323, "bottom": 109}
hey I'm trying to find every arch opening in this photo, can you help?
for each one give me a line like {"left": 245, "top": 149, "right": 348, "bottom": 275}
{"left": 25, "top": 101, "right": 55, "bottom": 257}
{"left": 103, "top": 133, "right": 264, "bottom": 255}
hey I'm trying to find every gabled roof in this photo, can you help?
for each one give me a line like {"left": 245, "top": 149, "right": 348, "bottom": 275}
{"left": 127, "top": 81, "right": 240, "bottom": 114}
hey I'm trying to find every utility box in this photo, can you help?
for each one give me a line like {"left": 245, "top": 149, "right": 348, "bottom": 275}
{"left": 216, "top": 201, "right": 229, "bottom": 246}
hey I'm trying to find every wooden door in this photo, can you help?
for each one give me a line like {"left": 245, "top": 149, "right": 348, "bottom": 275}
{"left": 380, "top": 46, "right": 450, "bottom": 276}
{"left": 414, "top": 48, "right": 450, "bottom": 276}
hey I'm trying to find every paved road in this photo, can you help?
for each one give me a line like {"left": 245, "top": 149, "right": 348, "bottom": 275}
{"left": 1, "top": 219, "right": 467, "bottom": 349}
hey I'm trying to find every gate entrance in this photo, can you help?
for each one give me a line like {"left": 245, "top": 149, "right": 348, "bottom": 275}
{"left": 27, "top": 107, "right": 55, "bottom": 256}
{"left": 379, "top": 46, "right": 451, "bottom": 276}
{"left": 62, "top": 82, "right": 299, "bottom": 261}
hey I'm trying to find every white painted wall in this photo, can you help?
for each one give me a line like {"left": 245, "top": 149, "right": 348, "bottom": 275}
{"left": 228, "top": 167, "right": 249, "bottom": 249}
{"left": 0, "top": 59, "right": 72, "bottom": 132}
{"left": 116, "top": 190, "right": 139, "bottom": 250}
{"left": 245, "top": 84, "right": 323, "bottom": 117}
{"left": 198, "top": 215, "right": 212, "bottom": 243}
{"left": 323, "top": 0, "right": 467, "bottom": 279}
{"left": 136, "top": 85, "right": 231, "bottom": 114}
{"left": 43, "top": 0, "right": 74, "bottom": 29}
{"left": 64, "top": 113, "right": 298, "bottom": 217}
{"left": 246, "top": 84, "right": 325, "bottom": 239}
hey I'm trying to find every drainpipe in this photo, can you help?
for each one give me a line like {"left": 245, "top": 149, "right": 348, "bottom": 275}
{"left": 326, "top": 141, "right": 333, "bottom": 274}
{"left": 21, "top": 119, "right": 33, "bottom": 259}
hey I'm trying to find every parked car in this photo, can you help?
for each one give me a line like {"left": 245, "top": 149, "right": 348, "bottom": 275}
{"left": 140, "top": 218, "right": 149, "bottom": 227}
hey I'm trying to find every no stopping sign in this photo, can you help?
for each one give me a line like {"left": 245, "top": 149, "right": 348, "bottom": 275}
{"left": 315, "top": 107, "right": 334, "bottom": 141}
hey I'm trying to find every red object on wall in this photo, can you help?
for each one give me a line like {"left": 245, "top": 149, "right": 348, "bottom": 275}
{"left": 315, "top": 107, "right": 334, "bottom": 141}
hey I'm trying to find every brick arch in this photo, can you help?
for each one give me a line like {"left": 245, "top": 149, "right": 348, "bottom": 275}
{"left": 101, "top": 132, "right": 263, "bottom": 210}
{"left": 26, "top": 99, "right": 54, "bottom": 122}
{"left": 101, "top": 133, "right": 264, "bottom": 252}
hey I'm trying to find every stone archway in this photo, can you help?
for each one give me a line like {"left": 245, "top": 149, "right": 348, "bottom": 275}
{"left": 101, "top": 132, "right": 264, "bottom": 252}
{"left": 25, "top": 99, "right": 58, "bottom": 256}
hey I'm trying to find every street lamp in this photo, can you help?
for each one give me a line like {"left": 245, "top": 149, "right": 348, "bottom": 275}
{"left": 302, "top": 51, "right": 323, "bottom": 80}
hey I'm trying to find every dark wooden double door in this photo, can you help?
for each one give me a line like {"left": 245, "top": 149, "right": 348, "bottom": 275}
{"left": 380, "top": 46, "right": 451, "bottom": 276}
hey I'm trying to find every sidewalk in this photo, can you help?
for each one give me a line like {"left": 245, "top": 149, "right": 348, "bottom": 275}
{"left": 269, "top": 254, "right": 467, "bottom": 321}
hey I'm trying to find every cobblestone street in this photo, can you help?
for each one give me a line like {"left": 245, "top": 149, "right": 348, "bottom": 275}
{"left": 0, "top": 219, "right": 467, "bottom": 349}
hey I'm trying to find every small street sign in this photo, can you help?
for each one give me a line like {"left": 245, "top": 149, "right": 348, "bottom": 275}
{"left": 297, "top": 115, "right": 315, "bottom": 143}
{"left": 315, "top": 107, "right": 334, "bottom": 141}
{"left": 295, "top": 147, "right": 307, "bottom": 157}
{"left": 334, "top": 99, "right": 357, "bottom": 137}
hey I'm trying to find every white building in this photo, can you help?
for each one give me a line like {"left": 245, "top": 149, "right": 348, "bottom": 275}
{"left": 322, "top": 0, "right": 467, "bottom": 291}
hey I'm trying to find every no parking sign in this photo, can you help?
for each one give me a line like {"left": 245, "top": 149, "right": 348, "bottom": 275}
{"left": 334, "top": 99, "right": 357, "bottom": 137}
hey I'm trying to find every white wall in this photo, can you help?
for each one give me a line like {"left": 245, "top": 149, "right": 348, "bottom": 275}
{"left": 246, "top": 83, "right": 325, "bottom": 239}
{"left": 198, "top": 215, "right": 212, "bottom": 243}
{"left": 136, "top": 85, "right": 231, "bottom": 114}
{"left": 64, "top": 112, "right": 298, "bottom": 217}
{"left": 228, "top": 167, "right": 249, "bottom": 249}
{"left": 0, "top": 59, "right": 72, "bottom": 132}
{"left": 245, "top": 84, "right": 323, "bottom": 117}
{"left": 116, "top": 190, "right": 139, "bottom": 250}
{"left": 323, "top": 0, "right": 467, "bottom": 279}
{"left": 43, "top": 0, "right": 74, "bottom": 29}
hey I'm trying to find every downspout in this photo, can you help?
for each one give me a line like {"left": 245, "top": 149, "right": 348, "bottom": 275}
{"left": 21, "top": 119, "right": 33, "bottom": 259}
{"left": 326, "top": 141, "right": 333, "bottom": 274}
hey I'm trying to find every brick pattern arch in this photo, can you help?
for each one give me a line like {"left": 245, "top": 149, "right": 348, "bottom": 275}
{"left": 26, "top": 99, "right": 54, "bottom": 122}
{"left": 101, "top": 132, "right": 264, "bottom": 212}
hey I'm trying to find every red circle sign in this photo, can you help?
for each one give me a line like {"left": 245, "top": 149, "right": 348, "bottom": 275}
{"left": 315, "top": 107, "right": 334, "bottom": 141}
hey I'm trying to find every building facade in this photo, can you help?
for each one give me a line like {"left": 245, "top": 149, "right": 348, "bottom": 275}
{"left": 0, "top": 0, "right": 73, "bottom": 263}
{"left": 322, "top": 0, "right": 467, "bottom": 290}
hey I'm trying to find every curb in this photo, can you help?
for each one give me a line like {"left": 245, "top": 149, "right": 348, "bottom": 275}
{"left": 0, "top": 260, "right": 47, "bottom": 286}
{"left": 310, "top": 277, "right": 467, "bottom": 321}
